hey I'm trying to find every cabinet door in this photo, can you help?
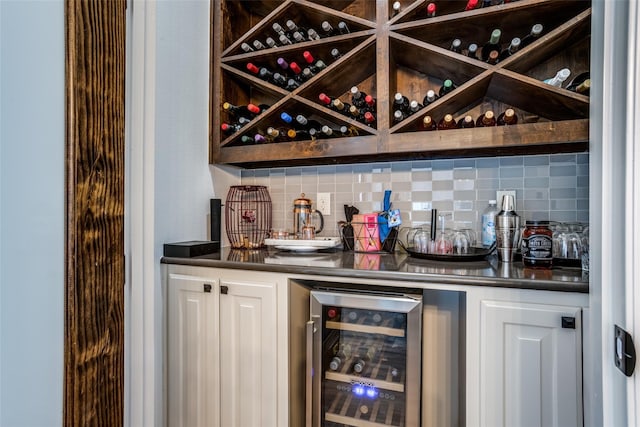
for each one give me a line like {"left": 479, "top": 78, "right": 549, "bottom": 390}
{"left": 219, "top": 278, "right": 277, "bottom": 427}
{"left": 167, "top": 273, "right": 219, "bottom": 427}
{"left": 480, "top": 300, "right": 582, "bottom": 427}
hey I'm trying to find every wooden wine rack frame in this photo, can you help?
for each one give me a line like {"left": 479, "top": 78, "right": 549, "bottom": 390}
{"left": 210, "top": 0, "right": 591, "bottom": 168}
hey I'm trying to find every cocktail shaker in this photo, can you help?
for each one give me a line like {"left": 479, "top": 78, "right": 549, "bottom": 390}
{"left": 495, "top": 195, "right": 520, "bottom": 262}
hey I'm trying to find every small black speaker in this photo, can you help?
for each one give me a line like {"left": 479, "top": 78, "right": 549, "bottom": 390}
{"left": 210, "top": 198, "right": 222, "bottom": 245}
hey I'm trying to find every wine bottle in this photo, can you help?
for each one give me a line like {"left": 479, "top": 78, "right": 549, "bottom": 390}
{"left": 393, "top": 109, "right": 407, "bottom": 124}
{"left": 350, "top": 86, "right": 368, "bottom": 108}
{"left": 422, "top": 115, "right": 437, "bottom": 131}
{"left": 296, "top": 114, "right": 323, "bottom": 132}
{"left": 543, "top": 68, "right": 570, "bottom": 87}
{"left": 301, "top": 67, "right": 315, "bottom": 81}
{"left": 348, "top": 105, "right": 364, "bottom": 122}
{"left": 321, "top": 21, "right": 336, "bottom": 37}
{"left": 321, "top": 125, "right": 344, "bottom": 138}
{"left": 266, "top": 126, "right": 289, "bottom": 142}
{"left": 220, "top": 122, "right": 241, "bottom": 134}
{"left": 272, "top": 22, "right": 288, "bottom": 38}
{"left": 520, "top": 23, "right": 543, "bottom": 49}
{"left": 240, "top": 135, "right": 254, "bottom": 144}
{"left": 450, "top": 38, "right": 462, "bottom": 53}
{"left": 497, "top": 108, "right": 518, "bottom": 125}
{"left": 498, "top": 37, "right": 521, "bottom": 62}
{"left": 318, "top": 93, "right": 336, "bottom": 109}
{"left": 330, "top": 48, "right": 342, "bottom": 60}
{"left": 566, "top": 72, "right": 590, "bottom": 93}
{"left": 258, "top": 67, "right": 275, "bottom": 83}
{"left": 364, "top": 111, "right": 377, "bottom": 127}
{"left": 481, "top": 29, "right": 502, "bottom": 62}
{"left": 337, "top": 21, "right": 350, "bottom": 34}
{"left": 340, "top": 125, "right": 359, "bottom": 137}
{"left": 222, "top": 102, "right": 252, "bottom": 119}
{"left": 422, "top": 89, "right": 439, "bottom": 106}
{"left": 364, "top": 95, "right": 376, "bottom": 112}
{"left": 285, "top": 78, "right": 300, "bottom": 91}
{"left": 481, "top": 0, "right": 492, "bottom": 7}
{"left": 439, "top": 79, "right": 456, "bottom": 97}
{"left": 313, "top": 60, "right": 327, "bottom": 73}
{"left": 307, "top": 28, "right": 321, "bottom": 41}
{"left": 465, "top": 0, "right": 479, "bottom": 10}
{"left": 486, "top": 50, "right": 499, "bottom": 65}
{"left": 426, "top": 2, "right": 436, "bottom": 17}
{"left": 437, "top": 114, "right": 457, "bottom": 130}
{"left": 240, "top": 42, "right": 254, "bottom": 53}
{"left": 408, "top": 100, "right": 423, "bottom": 114}
{"left": 272, "top": 72, "right": 287, "bottom": 88}
{"left": 247, "top": 103, "right": 269, "bottom": 115}
{"left": 237, "top": 116, "right": 252, "bottom": 127}
{"left": 458, "top": 115, "right": 476, "bottom": 128}
{"left": 278, "top": 34, "right": 293, "bottom": 46}
{"left": 292, "top": 31, "right": 306, "bottom": 43}
{"left": 393, "top": 92, "right": 411, "bottom": 115}
{"left": 286, "top": 128, "right": 310, "bottom": 141}
{"left": 332, "top": 99, "right": 351, "bottom": 113}
{"left": 265, "top": 37, "right": 278, "bottom": 48}
{"left": 252, "top": 39, "right": 266, "bottom": 50}
{"left": 289, "top": 61, "right": 303, "bottom": 81}
{"left": 329, "top": 356, "right": 343, "bottom": 371}
{"left": 303, "top": 51, "right": 316, "bottom": 65}
{"left": 573, "top": 79, "right": 590, "bottom": 95}
{"left": 280, "top": 112, "right": 297, "bottom": 127}
{"left": 253, "top": 133, "right": 268, "bottom": 144}
{"left": 467, "top": 43, "right": 479, "bottom": 59}
{"left": 286, "top": 20, "right": 307, "bottom": 39}
{"left": 246, "top": 62, "right": 260, "bottom": 76}
{"left": 392, "top": 1, "right": 401, "bottom": 16}
{"left": 476, "top": 110, "right": 497, "bottom": 127}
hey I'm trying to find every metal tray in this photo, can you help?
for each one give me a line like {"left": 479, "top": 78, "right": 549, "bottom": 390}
{"left": 400, "top": 241, "right": 496, "bottom": 262}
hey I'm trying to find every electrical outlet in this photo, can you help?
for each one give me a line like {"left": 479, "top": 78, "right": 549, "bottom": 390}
{"left": 317, "top": 193, "right": 331, "bottom": 215}
{"left": 496, "top": 190, "right": 516, "bottom": 208}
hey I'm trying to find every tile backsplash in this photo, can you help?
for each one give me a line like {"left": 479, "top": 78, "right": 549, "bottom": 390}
{"left": 239, "top": 153, "right": 589, "bottom": 238}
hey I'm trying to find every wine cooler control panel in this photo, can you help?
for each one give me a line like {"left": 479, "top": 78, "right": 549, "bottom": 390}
{"left": 310, "top": 290, "right": 422, "bottom": 427}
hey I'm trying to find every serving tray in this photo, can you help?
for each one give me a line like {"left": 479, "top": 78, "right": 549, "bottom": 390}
{"left": 400, "top": 242, "right": 496, "bottom": 262}
{"left": 264, "top": 237, "right": 341, "bottom": 252}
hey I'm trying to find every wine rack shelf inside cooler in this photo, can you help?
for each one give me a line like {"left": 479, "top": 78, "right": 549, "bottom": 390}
{"left": 325, "top": 320, "right": 406, "bottom": 338}
{"left": 324, "top": 387, "right": 406, "bottom": 427}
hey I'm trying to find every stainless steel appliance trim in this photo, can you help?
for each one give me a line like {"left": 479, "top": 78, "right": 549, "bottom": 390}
{"left": 305, "top": 320, "right": 314, "bottom": 427}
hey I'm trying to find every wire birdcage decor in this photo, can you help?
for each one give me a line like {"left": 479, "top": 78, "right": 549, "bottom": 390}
{"left": 225, "top": 185, "right": 272, "bottom": 249}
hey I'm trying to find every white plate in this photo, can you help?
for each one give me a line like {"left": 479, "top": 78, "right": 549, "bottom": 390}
{"left": 264, "top": 237, "right": 341, "bottom": 252}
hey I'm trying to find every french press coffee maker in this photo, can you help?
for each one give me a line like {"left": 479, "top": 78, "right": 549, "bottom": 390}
{"left": 293, "top": 193, "right": 324, "bottom": 239}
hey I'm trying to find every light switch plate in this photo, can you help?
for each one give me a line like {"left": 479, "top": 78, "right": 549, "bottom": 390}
{"left": 317, "top": 193, "right": 331, "bottom": 216}
{"left": 496, "top": 190, "right": 516, "bottom": 208}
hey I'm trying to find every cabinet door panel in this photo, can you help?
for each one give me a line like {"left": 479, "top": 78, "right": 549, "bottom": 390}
{"left": 167, "top": 273, "right": 219, "bottom": 427}
{"left": 481, "top": 300, "right": 582, "bottom": 427}
{"left": 219, "top": 279, "right": 277, "bottom": 427}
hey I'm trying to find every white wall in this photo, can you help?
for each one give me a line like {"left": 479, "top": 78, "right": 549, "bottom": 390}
{"left": 0, "top": 1, "right": 65, "bottom": 426}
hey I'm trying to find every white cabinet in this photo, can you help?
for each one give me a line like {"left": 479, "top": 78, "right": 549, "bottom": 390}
{"left": 165, "top": 266, "right": 280, "bottom": 427}
{"left": 480, "top": 300, "right": 583, "bottom": 427}
{"left": 166, "top": 272, "right": 219, "bottom": 427}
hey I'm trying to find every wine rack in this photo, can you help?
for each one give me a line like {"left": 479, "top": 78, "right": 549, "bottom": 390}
{"left": 211, "top": 0, "right": 591, "bottom": 167}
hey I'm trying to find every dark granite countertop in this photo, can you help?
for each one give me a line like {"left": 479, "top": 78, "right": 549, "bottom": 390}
{"left": 162, "top": 247, "right": 589, "bottom": 293}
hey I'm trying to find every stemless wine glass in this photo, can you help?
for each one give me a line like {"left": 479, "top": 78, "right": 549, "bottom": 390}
{"left": 413, "top": 229, "right": 431, "bottom": 254}
{"left": 452, "top": 230, "right": 470, "bottom": 254}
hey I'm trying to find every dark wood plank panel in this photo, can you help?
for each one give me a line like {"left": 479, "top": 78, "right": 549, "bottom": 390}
{"left": 65, "top": 1, "right": 126, "bottom": 425}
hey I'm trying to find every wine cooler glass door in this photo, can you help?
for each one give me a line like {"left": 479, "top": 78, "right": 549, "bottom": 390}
{"left": 309, "top": 290, "right": 422, "bottom": 427}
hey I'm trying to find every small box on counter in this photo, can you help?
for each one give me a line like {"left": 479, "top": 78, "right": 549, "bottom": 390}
{"left": 163, "top": 240, "right": 220, "bottom": 258}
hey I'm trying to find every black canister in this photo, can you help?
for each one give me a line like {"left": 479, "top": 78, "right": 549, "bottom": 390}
{"left": 521, "top": 220, "right": 553, "bottom": 269}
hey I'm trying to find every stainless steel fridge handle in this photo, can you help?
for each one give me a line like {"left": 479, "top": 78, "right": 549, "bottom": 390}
{"left": 305, "top": 319, "right": 315, "bottom": 427}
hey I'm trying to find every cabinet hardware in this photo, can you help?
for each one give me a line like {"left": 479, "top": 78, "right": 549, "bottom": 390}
{"left": 561, "top": 316, "right": 575, "bottom": 329}
{"left": 221, "top": 285, "right": 228, "bottom": 294}
{"left": 203, "top": 284, "right": 212, "bottom": 293}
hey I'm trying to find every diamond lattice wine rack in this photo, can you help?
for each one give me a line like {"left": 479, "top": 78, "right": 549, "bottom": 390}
{"left": 210, "top": 0, "right": 590, "bottom": 168}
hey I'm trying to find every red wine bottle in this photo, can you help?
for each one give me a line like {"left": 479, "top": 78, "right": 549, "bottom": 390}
{"left": 392, "top": 1, "right": 401, "bottom": 16}
{"left": 465, "top": 0, "right": 479, "bottom": 10}
{"left": 497, "top": 108, "right": 518, "bottom": 125}
{"left": 457, "top": 115, "right": 475, "bottom": 128}
{"left": 337, "top": 21, "right": 350, "bottom": 34}
{"left": 318, "top": 93, "right": 336, "bottom": 109}
{"left": 364, "top": 111, "right": 376, "bottom": 127}
{"left": 364, "top": 95, "right": 376, "bottom": 112}
{"left": 321, "top": 21, "right": 337, "bottom": 37}
{"left": 481, "top": 29, "right": 502, "bottom": 62}
{"left": 393, "top": 92, "right": 411, "bottom": 115}
{"left": 476, "top": 110, "right": 497, "bottom": 127}
{"left": 408, "top": 100, "right": 423, "bottom": 114}
{"left": 486, "top": 50, "right": 499, "bottom": 65}
{"left": 393, "top": 109, "right": 407, "bottom": 124}
{"left": 240, "top": 42, "right": 254, "bottom": 53}
{"left": 246, "top": 62, "right": 260, "bottom": 76}
{"left": 221, "top": 122, "right": 241, "bottom": 134}
{"left": 223, "top": 102, "right": 252, "bottom": 119}
{"left": 422, "top": 115, "right": 437, "bottom": 131}
{"left": 286, "top": 20, "right": 307, "bottom": 39}
{"left": 426, "top": 2, "right": 436, "bottom": 17}
{"left": 437, "top": 114, "right": 457, "bottom": 130}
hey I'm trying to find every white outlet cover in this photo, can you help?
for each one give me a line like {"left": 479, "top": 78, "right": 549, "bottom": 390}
{"left": 317, "top": 193, "right": 331, "bottom": 215}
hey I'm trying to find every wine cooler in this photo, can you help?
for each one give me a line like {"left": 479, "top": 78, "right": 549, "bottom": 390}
{"left": 307, "top": 289, "right": 422, "bottom": 427}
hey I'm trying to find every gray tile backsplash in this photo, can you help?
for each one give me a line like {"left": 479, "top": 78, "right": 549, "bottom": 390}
{"left": 240, "top": 153, "right": 589, "bottom": 237}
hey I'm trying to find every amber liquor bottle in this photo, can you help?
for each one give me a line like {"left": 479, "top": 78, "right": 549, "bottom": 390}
{"left": 437, "top": 114, "right": 457, "bottom": 130}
